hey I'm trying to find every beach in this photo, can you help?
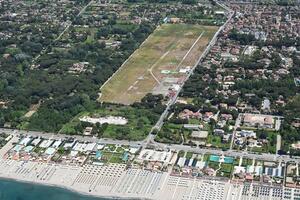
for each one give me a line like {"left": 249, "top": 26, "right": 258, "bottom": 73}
{"left": 1, "top": 134, "right": 299, "bottom": 200}
{"left": 0, "top": 158, "right": 161, "bottom": 200}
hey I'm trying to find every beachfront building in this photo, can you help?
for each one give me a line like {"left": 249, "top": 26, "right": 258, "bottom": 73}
{"left": 19, "top": 136, "right": 31, "bottom": 146}
{"left": 137, "top": 149, "right": 174, "bottom": 164}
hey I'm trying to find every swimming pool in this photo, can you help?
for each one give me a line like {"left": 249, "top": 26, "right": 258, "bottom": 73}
{"left": 122, "top": 152, "right": 129, "bottom": 161}
{"left": 95, "top": 151, "right": 102, "bottom": 159}
{"left": 209, "top": 155, "right": 220, "bottom": 162}
{"left": 209, "top": 155, "right": 234, "bottom": 163}
{"left": 224, "top": 156, "right": 234, "bottom": 164}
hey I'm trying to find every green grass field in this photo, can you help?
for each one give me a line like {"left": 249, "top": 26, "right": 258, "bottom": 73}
{"left": 99, "top": 23, "right": 218, "bottom": 105}
{"left": 59, "top": 105, "right": 159, "bottom": 140}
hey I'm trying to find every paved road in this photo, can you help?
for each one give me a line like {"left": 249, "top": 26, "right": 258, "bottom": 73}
{"left": 0, "top": 128, "right": 143, "bottom": 147}
{"left": 2, "top": 2, "right": 298, "bottom": 165}
{"left": 149, "top": 140, "right": 300, "bottom": 163}
{"left": 1, "top": 127, "right": 300, "bottom": 163}
{"left": 140, "top": 3, "right": 300, "bottom": 164}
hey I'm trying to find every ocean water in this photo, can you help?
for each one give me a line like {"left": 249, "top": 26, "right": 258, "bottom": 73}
{"left": 0, "top": 179, "right": 110, "bottom": 200}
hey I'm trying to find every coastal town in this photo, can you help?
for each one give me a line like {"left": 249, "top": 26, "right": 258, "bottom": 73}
{"left": 1, "top": 128, "right": 300, "bottom": 199}
{"left": 0, "top": 0, "right": 299, "bottom": 199}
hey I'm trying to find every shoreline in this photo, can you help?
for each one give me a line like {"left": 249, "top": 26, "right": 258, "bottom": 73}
{"left": 0, "top": 175, "right": 144, "bottom": 200}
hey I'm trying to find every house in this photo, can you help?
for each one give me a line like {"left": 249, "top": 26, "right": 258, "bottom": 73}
{"left": 214, "top": 129, "right": 225, "bottom": 135}
{"left": 261, "top": 98, "right": 271, "bottom": 111}
{"left": 169, "top": 18, "right": 181, "bottom": 23}
{"left": 178, "top": 109, "right": 201, "bottom": 120}
{"left": 239, "top": 130, "right": 256, "bottom": 138}
{"left": 221, "top": 52, "right": 238, "bottom": 62}
{"left": 83, "top": 127, "right": 93, "bottom": 136}
{"left": 177, "top": 157, "right": 186, "bottom": 167}
{"left": 31, "top": 138, "right": 41, "bottom": 146}
{"left": 220, "top": 114, "right": 233, "bottom": 121}
{"left": 242, "top": 114, "right": 274, "bottom": 129}
{"left": 292, "top": 119, "right": 300, "bottom": 128}
{"left": 219, "top": 103, "right": 228, "bottom": 109}
{"left": 179, "top": 66, "right": 191, "bottom": 74}
{"left": 217, "top": 120, "right": 226, "bottom": 128}
{"left": 222, "top": 134, "right": 231, "bottom": 142}
{"left": 204, "top": 112, "right": 214, "bottom": 122}
{"left": 244, "top": 46, "right": 257, "bottom": 56}
{"left": 264, "top": 166, "right": 284, "bottom": 178}
{"left": 0, "top": 101, "right": 8, "bottom": 109}
{"left": 19, "top": 136, "right": 31, "bottom": 146}
{"left": 39, "top": 139, "right": 54, "bottom": 148}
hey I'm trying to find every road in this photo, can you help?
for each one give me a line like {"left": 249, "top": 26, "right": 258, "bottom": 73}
{"left": 147, "top": 2, "right": 234, "bottom": 140}
{"left": 1, "top": 127, "right": 300, "bottom": 163}
{"left": 149, "top": 140, "right": 300, "bottom": 163}
{"left": 2, "top": 2, "right": 298, "bottom": 165}
{"left": 138, "top": 3, "right": 300, "bottom": 164}
{"left": 0, "top": 128, "right": 143, "bottom": 147}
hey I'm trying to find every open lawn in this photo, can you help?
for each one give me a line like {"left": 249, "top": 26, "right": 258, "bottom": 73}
{"left": 99, "top": 23, "right": 218, "bottom": 105}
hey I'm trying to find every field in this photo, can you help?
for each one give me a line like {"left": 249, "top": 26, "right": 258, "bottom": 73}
{"left": 99, "top": 24, "right": 218, "bottom": 105}
{"left": 59, "top": 105, "right": 160, "bottom": 141}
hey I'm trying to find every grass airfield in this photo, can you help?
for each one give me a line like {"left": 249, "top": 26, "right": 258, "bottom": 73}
{"left": 100, "top": 24, "right": 218, "bottom": 105}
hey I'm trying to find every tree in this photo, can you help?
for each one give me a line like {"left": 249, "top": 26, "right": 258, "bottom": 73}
{"left": 229, "top": 29, "right": 255, "bottom": 45}
{"left": 96, "top": 26, "right": 111, "bottom": 39}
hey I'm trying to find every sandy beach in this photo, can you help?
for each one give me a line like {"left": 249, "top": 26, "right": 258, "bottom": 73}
{"left": 0, "top": 158, "right": 163, "bottom": 200}
{"left": 1, "top": 135, "right": 299, "bottom": 200}
{"left": 0, "top": 156, "right": 243, "bottom": 200}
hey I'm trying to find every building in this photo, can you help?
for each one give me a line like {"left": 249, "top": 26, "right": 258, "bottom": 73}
{"left": 83, "top": 127, "right": 93, "bottom": 136}
{"left": 39, "top": 139, "right": 54, "bottom": 148}
{"left": 137, "top": 149, "right": 174, "bottom": 164}
{"left": 177, "top": 157, "right": 186, "bottom": 167}
{"left": 214, "top": 129, "right": 225, "bottom": 135}
{"left": 191, "top": 131, "right": 208, "bottom": 140}
{"left": 243, "top": 114, "right": 274, "bottom": 129}
{"left": 31, "top": 138, "right": 41, "bottom": 146}
{"left": 261, "top": 98, "right": 271, "bottom": 111}
{"left": 222, "top": 134, "right": 231, "bottom": 142}
{"left": 239, "top": 130, "right": 256, "bottom": 138}
{"left": 183, "top": 124, "right": 203, "bottom": 130}
{"left": 178, "top": 109, "right": 201, "bottom": 120}
{"left": 19, "top": 136, "right": 31, "bottom": 146}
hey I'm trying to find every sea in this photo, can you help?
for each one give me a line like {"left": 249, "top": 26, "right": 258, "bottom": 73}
{"left": 0, "top": 179, "right": 111, "bottom": 200}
